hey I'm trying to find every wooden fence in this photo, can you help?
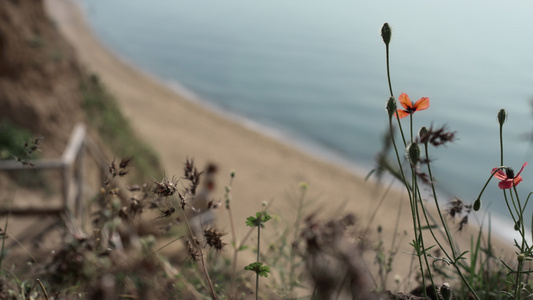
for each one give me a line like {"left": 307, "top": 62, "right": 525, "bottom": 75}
{"left": 0, "top": 123, "right": 104, "bottom": 219}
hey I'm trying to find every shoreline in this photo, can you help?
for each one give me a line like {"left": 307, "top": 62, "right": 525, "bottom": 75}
{"left": 45, "top": 0, "right": 516, "bottom": 285}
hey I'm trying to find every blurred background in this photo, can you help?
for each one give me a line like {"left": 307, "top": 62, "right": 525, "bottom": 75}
{"left": 80, "top": 0, "right": 533, "bottom": 237}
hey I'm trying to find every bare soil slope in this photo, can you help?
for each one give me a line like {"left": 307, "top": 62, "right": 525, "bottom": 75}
{"left": 0, "top": 0, "right": 86, "bottom": 156}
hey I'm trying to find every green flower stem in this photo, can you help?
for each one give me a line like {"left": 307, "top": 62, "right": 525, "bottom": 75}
{"left": 392, "top": 109, "right": 407, "bottom": 148}
{"left": 244, "top": 211, "right": 271, "bottom": 300}
{"left": 422, "top": 144, "right": 480, "bottom": 299}
{"left": 409, "top": 114, "right": 414, "bottom": 144}
{"left": 475, "top": 167, "right": 505, "bottom": 204}
{"left": 502, "top": 191, "right": 520, "bottom": 235}
{"left": 225, "top": 175, "right": 239, "bottom": 298}
{"left": 498, "top": 109, "right": 524, "bottom": 300}
{"left": 521, "top": 192, "right": 532, "bottom": 218}
{"left": 415, "top": 187, "right": 480, "bottom": 300}
{"left": 411, "top": 171, "right": 435, "bottom": 297}
{"left": 385, "top": 42, "right": 393, "bottom": 98}
{"left": 388, "top": 118, "right": 426, "bottom": 294}
{"left": 256, "top": 223, "right": 261, "bottom": 300}
{"left": 512, "top": 185, "right": 526, "bottom": 300}
{"left": 180, "top": 209, "right": 217, "bottom": 300}
{"left": 288, "top": 185, "right": 307, "bottom": 292}
{"left": 423, "top": 144, "right": 456, "bottom": 249}
{"left": 500, "top": 120, "right": 504, "bottom": 166}
{"left": 513, "top": 187, "right": 526, "bottom": 251}
{"left": 388, "top": 119, "right": 411, "bottom": 193}
{"left": 508, "top": 191, "right": 521, "bottom": 229}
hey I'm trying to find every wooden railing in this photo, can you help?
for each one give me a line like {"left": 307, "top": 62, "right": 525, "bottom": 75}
{"left": 0, "top": 123, "right": 103, "bottom": 219}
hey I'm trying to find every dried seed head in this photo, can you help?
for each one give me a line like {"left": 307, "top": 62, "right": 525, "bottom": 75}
{"left": 457, "top": 215, "right": 468, "bottom": 231}
{"left": 154, "top": 205, "right": 176, "bottom": 220}
{"left": 447, "top": 198, "right": 469, "bottom": 219}
{"left": 178, "top": 192, "right": 187, "bottom": 210}
{"left": 204, "top": 227, "right": 227, "bottom": 252}
{"left": 119, "top": 207, "right": 129, "bottom": 220}
{"left": 119, "top": 157, "right": 133, "bottom": 169}
{"left": 420, "top": 125, "right": 456, "bottom": 147}
{"left": 415, "top": 169, "right": 432, "bottom": 185}
{"left": 186, "top": 240, "right": 200, "bottom": 262}
{"left": 128, "top": 185, "right": 141, "bottom": 192}
{"left": 152, "top": 177, "right": 178, "bottom": 197}
{"left": 130, "top": 197, "right": 143, "bottom": 217}
{"left": 108, "top": 158, "right": 117, "bottom": 177}
{"left": 381, "top": 23, "right": 392, "bottom": 46}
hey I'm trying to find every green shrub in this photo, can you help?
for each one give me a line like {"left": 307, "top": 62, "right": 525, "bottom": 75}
{"left": 81, "top": 73, "right": 162, "bottom": 182}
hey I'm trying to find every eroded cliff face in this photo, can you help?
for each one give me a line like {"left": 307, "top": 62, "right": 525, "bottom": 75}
{"left": 0, "top": 0, "right": 86, "bottom": 157}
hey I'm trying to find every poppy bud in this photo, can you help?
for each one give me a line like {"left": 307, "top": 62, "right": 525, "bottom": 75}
{"left": 407, "top": 143, "right": 420, "bottom": 166}
{"left": 497, "top": 109, "right": 507, "bottom": 126}
{"left": 418, "top": 126, "right": 429, "bottom": 145}
{"left": 381, "top": 23, "right": 392, "bottom": 46}
{"left": 473, "top": 199, "right": 481, "bottom": 211}
{"left": 514, "top": 221, "right": 520, "bottom": 231}
{"left": 386, "top": 96, "right": 397, "bottom": 119}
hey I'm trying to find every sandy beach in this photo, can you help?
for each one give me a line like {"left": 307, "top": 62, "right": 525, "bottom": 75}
{"left": 44, "top": 0, "right": 512, "bottom": 289}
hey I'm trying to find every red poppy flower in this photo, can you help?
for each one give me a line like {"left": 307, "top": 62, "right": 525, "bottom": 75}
{"left": 491, "top": 162, "right": 527, "bottom": 189}
{"left": 395, "top": 93, "right": 430, "bottom": 119}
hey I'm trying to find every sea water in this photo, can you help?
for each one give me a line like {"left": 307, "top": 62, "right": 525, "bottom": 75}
{"left": 78, "top": 0, "right": 533, "bottom": 239}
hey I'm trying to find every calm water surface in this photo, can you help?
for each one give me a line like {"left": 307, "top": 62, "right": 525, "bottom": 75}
{"left": 78, "top": 0, "right": 533, "bottom": 235}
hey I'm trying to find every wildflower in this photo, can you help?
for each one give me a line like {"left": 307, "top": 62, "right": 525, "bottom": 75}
{"left": 491, "top": 162, "right": 527, "bottom": 189}
{"left": 395, "top": 93, "right": 429, "bottom": 119}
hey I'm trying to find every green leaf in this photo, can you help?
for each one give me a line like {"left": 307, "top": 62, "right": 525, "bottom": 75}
{"left": 244, "top": 262, "right": 271, "bottom": 278}
{"left": 245, "top": 212, "right": 272, "bottom": 228}
{"left": 245, "top": 215, "right": 258, "bottom": 227}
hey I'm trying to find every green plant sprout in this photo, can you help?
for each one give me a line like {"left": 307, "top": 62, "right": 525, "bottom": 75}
{"left": 245, "top": 211, "right": 272, "bottom": 300}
